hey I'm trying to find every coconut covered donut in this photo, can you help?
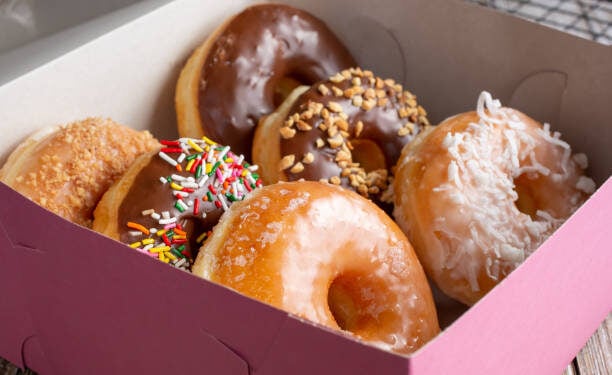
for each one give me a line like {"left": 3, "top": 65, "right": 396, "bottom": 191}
{"left": 253, "top": 67, "right": 430, "bottom": 203}
{"left": 93, "top": 137, "right": 262, "bottom": 270}
{"left": 192, "top": 181, "right": 440, "bottom": 354}
{"left": 175, "top": 3, "right": 356, "bottom": 158}
{"left": 393, "top": 92, "right": 595, "bottom": 305}
{"left": 0, "top": 118, "right": 159, "bottom": 227}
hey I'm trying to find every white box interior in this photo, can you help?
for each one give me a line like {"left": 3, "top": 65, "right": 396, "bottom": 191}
{"left": 0, "top": 0, "right": 610, "bottom": 185}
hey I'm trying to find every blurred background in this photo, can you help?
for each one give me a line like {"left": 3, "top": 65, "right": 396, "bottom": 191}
{"left": 0, "top": 0, "right": 610, "bottom": 86}
{"left": 0, "top": 0, "right": 168, "bottom": 85}
{"left": 469, "top": 0, "right": 611, "bottom": 43}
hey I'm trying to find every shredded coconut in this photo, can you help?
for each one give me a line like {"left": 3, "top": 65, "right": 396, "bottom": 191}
{"left": 430, "top": 91, "right": 591, "bottom": 290}
{"left": 447, "top": 161, "right": 460, "bottom": 187}
{"left": 572, "top": 153, "right": 588, "bottom": 169}
{"left": 576, "top": 176, "right": 596, "bottom": 194}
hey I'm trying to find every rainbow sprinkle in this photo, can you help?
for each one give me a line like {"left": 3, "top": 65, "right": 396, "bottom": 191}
{"left": 126, "top": 137, "right": 262, "bottom": 271}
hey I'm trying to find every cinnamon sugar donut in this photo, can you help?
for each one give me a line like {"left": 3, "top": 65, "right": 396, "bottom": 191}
{"left": 393, "top": 92, "right": 595, "bottom": 305}
{"left": 192, "top": 181, "right": 440, "bottom": 354}
{"left": 0, "top": 118, "right": 159, "bottom": 227}
{"left": 175, "top": 3, "right": 356, "bottom": 158}
{"left": 253, "top": 67, "right": 430, "bottom": 203}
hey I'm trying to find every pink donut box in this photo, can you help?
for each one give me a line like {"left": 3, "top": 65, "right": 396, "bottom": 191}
{"left": 0, "top": 0, "right": 610, "bottom": 374}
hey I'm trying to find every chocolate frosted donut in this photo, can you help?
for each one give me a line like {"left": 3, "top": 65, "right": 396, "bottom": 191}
{"left": 93, "top": 137, "right": 262, "bottom": 270}
{"left": 253, "top": 68, "right": 430, "bottom": 204}
{"left": 176, "top": 4, "right": 356, "bottom": 158}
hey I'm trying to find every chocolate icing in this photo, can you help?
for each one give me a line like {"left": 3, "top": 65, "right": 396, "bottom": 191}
{"left": 113, "top": 138, "right": 262, "bottom": 270}
{"left": 117, "top": 154, "right": 224, "bottom": 261}
{"left": 198, "top": 4, "right": 356, "bottom": 158}
{"left": 278, "top": 68, "right": 430, "bottom": 203}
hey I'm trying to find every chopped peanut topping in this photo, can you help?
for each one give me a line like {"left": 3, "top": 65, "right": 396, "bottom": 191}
{"left": 277, "top": 67, "right": 430, "bottom": 200}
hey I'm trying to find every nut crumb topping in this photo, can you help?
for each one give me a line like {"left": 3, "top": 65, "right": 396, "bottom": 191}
{"left": 278, "top": 67, "right": 430, "bottom": 200}
{"left": 328, "top": 102, "right": 343, "bottom": 113}
{"left": 290, "top": 162, "right": 304, "bottom": 174}
{"left": 328, "top": 135, "right": 343, "bottom": 149}
{"left": 302, "top": 152, "right": 315, "bottom": 164}
{"left": 9, "top": 117, "right": 159, "bottom": 227}
{"left": 329, "top": 176, "right": 341, "bottom": 185}
{"left": 296, "top": 120, "right": 312, "bottom": 131}
{"left": 318, "top": 84, "right": 330, "bottom": 96}
{"left": 279, "top": 154, "right": 295, "bottom": 170}
{"left": 280, "top": 126, "right": 297, "bottom": 139}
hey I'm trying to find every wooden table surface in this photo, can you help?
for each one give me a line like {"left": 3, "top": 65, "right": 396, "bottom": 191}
{"left": 564, "top": 314, "right": 612, "bottom": 375}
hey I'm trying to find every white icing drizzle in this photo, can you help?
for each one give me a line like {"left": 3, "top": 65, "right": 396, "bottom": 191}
{"left": 431, "top": 91, "right": 594, "bottom": 291}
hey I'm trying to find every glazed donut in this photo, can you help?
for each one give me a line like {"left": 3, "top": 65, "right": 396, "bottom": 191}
{"left": 93, "top": 137, "right": 261, "bottom": 270}
{"left": 175, "top": 3, "right": 356, "bottom": 158}
{"left": 192, "top": 181, "right": 440, "bottom": 354}
{"left": 253, "top": 67, "right": 430, "bottom": 203}
{"left": 0, "top": 118, "right": 159, "bottom": 227}
{"left": 393, "top": 91, "right": 595, "bottom": 305}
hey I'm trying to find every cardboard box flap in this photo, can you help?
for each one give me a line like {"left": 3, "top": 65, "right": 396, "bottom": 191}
{"left": 0, "top": 205, "right": 31, "bottom": 369}
{"left": 284, "top": 0, "right": 612, "bottom": 182}
{"left": 507, "top": 70, "right": 567, "bottom": 129}
{"left": 0, "top": 0, "right": 252, "bottom": 166}
{"left": 0, "top": 183, "right": 42, "bottom": 367}
{"left": 255, "top": 316, "right": 408, "bottom": 375}
{"left": 20, "top": 336, "right": 50, "bottom": 375}
{"left": 0, "top": 182, "right": 417, "bottom": 373}
{"left": 1, "top": 0, "right": 610, "bottom": 179}
{"left": 0, "top": 184, "right": 294, "bottom": 373}
{"left": 410, "top": 177, "right": 612, "bottom": 374}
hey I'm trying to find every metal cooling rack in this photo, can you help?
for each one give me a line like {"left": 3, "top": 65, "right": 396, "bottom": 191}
{"left": 468, "top": 0, "right": 612, "bottom": 44}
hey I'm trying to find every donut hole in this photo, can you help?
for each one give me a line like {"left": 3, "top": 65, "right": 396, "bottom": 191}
{"left": 273, "top": 75, "right": 306, "bottom": 107}
{"left": 351, "top": 139, "right": 387, "bottom": 172}
{"left": 513, "top": 175, "right": 540, "bottom": 219}
{"left": 327, "top": 272, "right": 389, "bottom": 335}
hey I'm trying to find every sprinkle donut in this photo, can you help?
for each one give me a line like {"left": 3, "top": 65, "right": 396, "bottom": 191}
{"left": 393, "top": 92, "right": 595, "bottom": 305}
{"left": 175, "top": 3, "right": 356, "bottom": 158}
{"left": 253, "top": 67, "right": 430, "bottom": 203}
{"left": 93, "top": 137, "right": 261, "bottom": 270}
{"left": 192, "top": 181, "right": 440, "bottom": 354}
{"left": 0, "top": 118, "right": 159, "bottom": 227}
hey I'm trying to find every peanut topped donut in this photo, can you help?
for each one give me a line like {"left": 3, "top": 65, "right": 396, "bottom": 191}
{"left": 393, "top": 92, "right": 595, "bottom": 305}
{"left": 176, "top": 3, "right": 356, "bottom": 158}
{"left": 253, "top": 67, "right": 430, "bottom": 203}
{"left": 0, "top": 118, "right": 159, "bottom": 227}
{"left": 193, "top": 181, "right": 440, "bottom": 354}
{"left": 93, "top": 137, "right": 262, "bottom": 270}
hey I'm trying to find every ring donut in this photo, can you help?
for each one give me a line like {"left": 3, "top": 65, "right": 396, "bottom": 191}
{"left": 0, "top": 118, "right": 159, "bottom": 227}
{"left": 93, "top": 137, "right": 262, "bottom": 270}
{"left": 393, "top": 92, "right": 595, "bottom": 305}
{"left": 175, "top": 3, "right": 356, "bottom": 158}
{"left": 192, "top": 181, "right": 440, "bottom": 354}
{"left": 253, "top": 67, "right": 430, "bottom": 203}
